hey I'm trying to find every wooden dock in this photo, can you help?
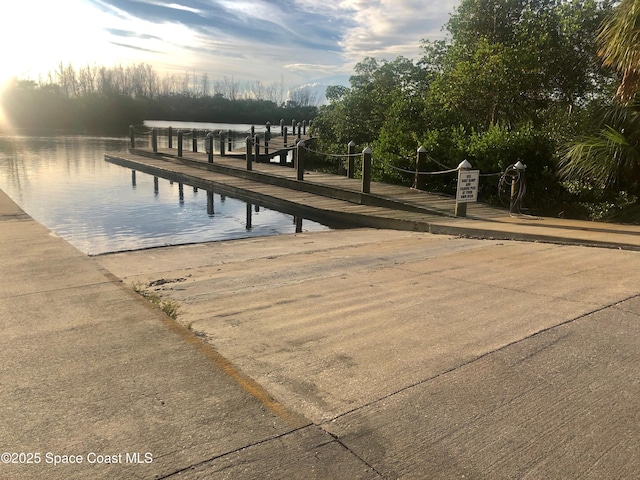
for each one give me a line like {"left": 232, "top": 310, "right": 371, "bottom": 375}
{"left": 105, "top": 145, "right": 510, "bottom": 232}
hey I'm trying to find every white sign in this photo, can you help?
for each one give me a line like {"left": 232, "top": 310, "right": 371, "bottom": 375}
{"left": 456, "top": 170, "right": 480, "bottom": 203}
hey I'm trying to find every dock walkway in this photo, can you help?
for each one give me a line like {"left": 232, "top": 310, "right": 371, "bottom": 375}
{"left": 106, "top": 147, "right": 640, "bottom": 250}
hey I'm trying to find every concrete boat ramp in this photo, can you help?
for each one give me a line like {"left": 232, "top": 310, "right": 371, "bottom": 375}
{"left": 2, "top": 164, "right": 640, "bottom": 478}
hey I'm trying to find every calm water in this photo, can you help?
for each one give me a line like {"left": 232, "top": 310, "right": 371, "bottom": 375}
{"left": 0, "top": 133, "right": 330, "bottom": 255}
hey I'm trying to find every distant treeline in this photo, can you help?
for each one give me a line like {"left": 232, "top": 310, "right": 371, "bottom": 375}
{"left": 1, "top": 63, "right": 319, "bottom": 135}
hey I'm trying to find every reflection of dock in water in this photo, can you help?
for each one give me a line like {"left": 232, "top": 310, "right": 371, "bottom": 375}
{"left": 122, "top": 159, "right": 335, "bottom": 233}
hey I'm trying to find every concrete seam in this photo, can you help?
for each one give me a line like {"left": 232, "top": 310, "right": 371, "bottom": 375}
{"left": 321, "top": 291, "right": 640, "bottom": 425}
{"left": 0, "top": 280, "right": 120, "bottom": 300}
{"left": 155, "top": 425, "right": 311, "bottom": 479}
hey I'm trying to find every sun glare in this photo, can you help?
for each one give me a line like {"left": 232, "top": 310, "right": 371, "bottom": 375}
{"left": 0, "top": 0, "right": 117, "bottom": 84}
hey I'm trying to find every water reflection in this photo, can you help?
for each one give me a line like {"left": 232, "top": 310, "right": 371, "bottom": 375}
{"left": 0, "top": 135, "right": 331, "bottom": 255}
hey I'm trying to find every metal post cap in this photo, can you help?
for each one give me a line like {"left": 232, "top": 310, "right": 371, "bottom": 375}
{"left": 458, "top": 159, "right": 472, "bottom": 169}
{"left": 515, "top": 161, "right": 527, "bottom": 170}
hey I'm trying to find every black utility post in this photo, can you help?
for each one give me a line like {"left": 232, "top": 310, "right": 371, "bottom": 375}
{"left": 362, "top": 147, "right": 372, "bottom": 194}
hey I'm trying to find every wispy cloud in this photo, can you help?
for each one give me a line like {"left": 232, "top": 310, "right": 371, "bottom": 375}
{"left": 3, "top": 0, "right": 458, "bottom": 89}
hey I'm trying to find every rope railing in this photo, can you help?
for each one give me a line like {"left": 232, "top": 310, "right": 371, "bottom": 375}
{"left": 372, "top": 154, "right": 458, "bottom": 176}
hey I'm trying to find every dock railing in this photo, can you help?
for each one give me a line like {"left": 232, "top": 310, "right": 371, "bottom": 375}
{"left": 128, "top": 122, "right": 505, "bottom": 217}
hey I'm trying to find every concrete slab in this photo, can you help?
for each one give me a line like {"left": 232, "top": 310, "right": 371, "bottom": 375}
{"left": 323, "top": 305, "right": 640, "bottom": 479}
{"left": 168, "top": 426, "right": 382, "bottom": 479}
{"left": 97, "top": 231, "right": 640, "bottom": 430}
{"left": 4, "top": 181, "right": 640, "bottom": 479}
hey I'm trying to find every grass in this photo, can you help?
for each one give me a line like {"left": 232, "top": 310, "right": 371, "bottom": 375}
{"left": 132, "top": 281, "right": 181, "bottom": 320}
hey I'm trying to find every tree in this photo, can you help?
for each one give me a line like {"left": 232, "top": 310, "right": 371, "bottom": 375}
{"left": 597, "top": 0, "right": 640, "bottom": 102}
{"left": 427, "top": 0, "right": 613, "bottom": 129}
{"left": 561, "top": 0, "right": 640, "bottom": 202}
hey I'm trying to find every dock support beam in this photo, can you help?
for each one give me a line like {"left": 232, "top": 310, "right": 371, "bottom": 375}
{"left": 192, "top": 129, "right": 197, "bottom": 152}
{"left": 254, "top": 135, "right": 261, "bottom": 163}
{"left": 129, "top": 125, "right": 135, "bottom": 149}
{"left": 207, "top": 132, "right": 214, "bottom": 163}
{"left": 246, "top": 136, "right": 253, "bottom": 171}
{"left": 177, "top": 130, "right": 183, "bottom": 157}
{"left": 168, "top": 126, "right": 173, "bottom": 149}
{"left": 219, "top": 132, "right": 225, "bottom": 156}
{"left": 296, "top": 141, "right": 305, "bottom": 181}
{"left": 152, "top": 128, "right": 158, "bottom": 153}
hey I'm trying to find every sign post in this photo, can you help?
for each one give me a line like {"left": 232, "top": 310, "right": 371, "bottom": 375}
{"left": 455, "top": 160, "right": 479, "bottom": 217}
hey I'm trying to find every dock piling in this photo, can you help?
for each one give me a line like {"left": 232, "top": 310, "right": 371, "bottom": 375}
{"left": 246, "top": 136, "right": 253, "bottom": 171}
{"left": 296, "top": 141, "right": 305, "bottom": 181}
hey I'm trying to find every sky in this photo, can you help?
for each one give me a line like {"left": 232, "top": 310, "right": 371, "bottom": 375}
{"left": 0, "top": 0, "right": 460, "bottom": 97}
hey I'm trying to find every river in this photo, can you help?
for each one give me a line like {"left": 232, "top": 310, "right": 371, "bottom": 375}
{"left": 0, "top": 130, "right": 330, "bottom": 255}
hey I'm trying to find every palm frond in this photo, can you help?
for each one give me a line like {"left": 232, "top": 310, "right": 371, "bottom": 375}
{"left": 560, "top": 125, "right": 640, "bottom": 187}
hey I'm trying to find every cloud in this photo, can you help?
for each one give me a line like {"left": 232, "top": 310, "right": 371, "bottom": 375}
{"left": 42, "top": 0, "right": 458, "bottom": 88}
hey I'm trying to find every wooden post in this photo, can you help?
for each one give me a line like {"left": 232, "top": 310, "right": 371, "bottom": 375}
{"left": 455, "top": 160, "right": 472, "bottom": 217}
{"left": 302, "top": 120, "right": 307, "bottom": 135}
{"left": 219, "top": 131, "right": 225, "bottom": 156}
{"left": 414, "top": 146, "right": 427, "bottom": 190}
{"left": 228, "top": 129, "right": 232, "bottom": 151}
{"left": 192, "top": 129, "right": 197, "bottom": 152}
{"left": 152, "top": 128, "right": 158, "bottom": 153}
{"left": 280, "top": 119, "right": 285, "bottom": 136}
{"left": 178, "top": 183, "right": 184, "bottom": 204}
{"left": 168, "top": 126, "right": 173, "bottom": 149}
{"left": 265, "top": 122, "right": 271, "bottom": 155}
{"left": 250, "top": 125, "right": 255, "bottom": 138}
{"left": 254, "top": 135, "right": 261, "bottom": 163}
{"left": 280, "top": 150, "right": 287, "bottom": 165}
{"left": 296, "top": 141, "right": 305, "bottom": 181}
{"left": 207, "top": 132, "right": 214, "bottom": 163}
{"left": 177, "top": 130, "right": 183, "bottom": 157}
{"left": 131, "top": 170, "right": 136, "bottom": 187}
{"left": 246, "top": 136, "right": 253, "bottom": 171}
{"left": 362, "top": 147, "right": 372, "bottom": 194}
{"left": 283, "top": 126, "right": 288, "bottom": 147}
{"left": 129, "top": 125, "right": 135, "bottom": 149}
{"left": 347, "top": 141, "right": 356, "bottom": 178}
{"left": 297, "top": 122, "right": 302, "bottom": 140}
{"left": 153, "top": 176, "right": 159, "bottom": 194}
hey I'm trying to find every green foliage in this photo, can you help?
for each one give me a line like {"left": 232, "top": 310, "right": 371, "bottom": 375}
{"left": 309, "top": 0, "right": 625, "bottom": 219}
